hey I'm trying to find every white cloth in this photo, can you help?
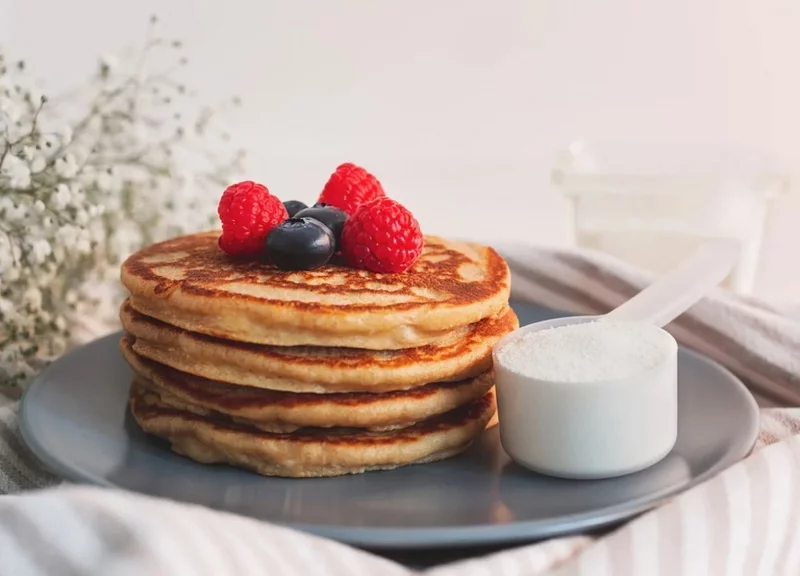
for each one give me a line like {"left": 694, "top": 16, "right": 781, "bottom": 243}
{"left": 3, "top": 243, "right": 800, "bottom": 575}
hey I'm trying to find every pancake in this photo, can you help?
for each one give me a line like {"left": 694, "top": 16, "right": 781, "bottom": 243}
{"left": 121, "top": 335, "right": 495, "bottom": 433}
{"left": 121, "top": 300, "right": 518, "bottom": 393}
{"left": 120, "top": 231, "right": 511, "bottom": 350}
{"left": 129, "top": 386, "right": 496, "bottom": 478}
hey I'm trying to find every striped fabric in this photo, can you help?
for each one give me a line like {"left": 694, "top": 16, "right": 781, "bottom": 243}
{"left": 1, "top": 242, "right": 799, "bottom": 575}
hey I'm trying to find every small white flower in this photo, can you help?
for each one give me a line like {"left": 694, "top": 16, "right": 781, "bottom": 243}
{"left": 65, "top": 290, "right": 78, "bottom": 305}
{"left": 22, "top": 288, "right": 42, "bottom": 311}
{"left": 14, "top": 203, "right": 28, "bottom": 221}
{"left": 0, "top": 97, "right": 25, "bottom": 125}
{"left": 30, "top": 155, "right": 46, "bottom": 173}
{"left": 26, "top": 86, "right": 44, "bottom": 104}
{"left": 2, "top": 155, "right": 32, "bottom": 189}
{"left": 99, "top": 54, "right": 118, "bottom": 73}
{"left": 38, "top": 133, "right": 56, "bottom": 150}
{"left": 54, "top": 154, "right": 79, "bottom": 179}
{"left": 75, "top": 238, "right": 91, "bottom": 254}
{"left": 96, "top": 169, "right": 123, "bottom": 194}
{"left": 33, "top": 200, "right": 45, "bottom": 213}
{"left": 0, "top": 298, "right": 14, "bottom": 316}
{"left": 29, "top": 238, "right": 52, "bottom": 264}
{"left": 11, "top": 165, "right": 31, "bottom": 188}
{"left": 50, "top": 183, "right": 72, "bottom": 210}
{"left": 75, "top": 208, "right": 89, "bottom": 226}
{"left": 54, "top": 316, "right": 67, "bottom": 332}
{"left": 55, "top": 225, "right": 80, "bottom": 248}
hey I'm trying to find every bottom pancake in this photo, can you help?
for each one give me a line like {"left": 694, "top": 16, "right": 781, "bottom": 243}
{"left": 129, "top": 386, "right": 496, "bottom": 478}
{"left": 121, "top": 334, "right": 494, "bottom": 433}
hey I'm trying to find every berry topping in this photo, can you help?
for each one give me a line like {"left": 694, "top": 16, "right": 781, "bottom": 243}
{"left": 218, "top": 181, "right": 288, "bottom": 258}
{"left": 294, "top": 205, "right": 349, "bottom": 250}
{"left": 340, "top": 197, "right": 423, "bottom": 273}
{"left": 317, "top": 163, "right": 385, "bottom": 215}
{"left": 265, "top": 217, "right": 335, "bottom": 271}
{"left": 283, "top": 200, "right": 308, "bottom": 218}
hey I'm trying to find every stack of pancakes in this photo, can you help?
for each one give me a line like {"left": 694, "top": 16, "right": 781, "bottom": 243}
{"left": 119, "top": 231, "right": 517, "bottom": 477}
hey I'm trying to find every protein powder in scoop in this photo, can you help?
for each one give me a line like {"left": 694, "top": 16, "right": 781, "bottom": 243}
{"left": 495, "top": 320, "right": 674, "bottom": 383}
{"left": 492, "top": 317, "right": 679, "bottom": 479}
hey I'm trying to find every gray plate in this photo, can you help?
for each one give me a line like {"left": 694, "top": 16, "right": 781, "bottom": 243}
{"left": 19, "top": 302, "right": 759, "bottom": 550}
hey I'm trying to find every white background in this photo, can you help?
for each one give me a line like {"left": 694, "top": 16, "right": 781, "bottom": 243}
{"left": 3, "top": 0, "right": 800, "bottom": 301}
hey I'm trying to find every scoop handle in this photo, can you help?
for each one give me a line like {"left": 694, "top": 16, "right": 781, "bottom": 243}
{"left": 602, "top": 238, "right": 741, "bottom": 327}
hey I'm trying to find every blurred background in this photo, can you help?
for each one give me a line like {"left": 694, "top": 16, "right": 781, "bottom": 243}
{"left": 3, "top": 0, "right": 799, "bottom": 302}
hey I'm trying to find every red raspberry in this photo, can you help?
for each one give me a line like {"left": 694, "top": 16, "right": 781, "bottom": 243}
{"left": 217, "top": 181, "right": 288, "bottom": 258}
{"left": 317, "top": 163, "right": 385, "bottom": 215}
{"left": 340, "top": 197, "right": 424, "bottom": 273}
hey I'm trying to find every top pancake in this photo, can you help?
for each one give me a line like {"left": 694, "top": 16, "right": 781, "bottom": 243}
{"left": 121, "top": 231, "right": 511, "bottom": 349}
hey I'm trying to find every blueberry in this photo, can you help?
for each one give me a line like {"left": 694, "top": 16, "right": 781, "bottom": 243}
{"left": 295, "top": 205, "right": 348, "bottom": 250}
{"left": 283, "top": 200, "right": 308, "bottom": 218}
{"left": 265, "top": 217, "right": 335, "bottom": 271}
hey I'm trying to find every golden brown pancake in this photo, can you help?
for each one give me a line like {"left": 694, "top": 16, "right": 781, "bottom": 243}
{"left": 120, "top": 232, "right": 511, "bottom": 350}
{"left": 120, "top": 300, "right": 517, "bottom": 393}
{"left": 130, "top": 386, "right": 496, "bottom": 478}
{"left": 121, "top": 336, "right": 495, "bottom": 433}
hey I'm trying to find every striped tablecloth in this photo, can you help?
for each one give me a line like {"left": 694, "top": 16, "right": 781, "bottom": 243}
{"left": 2, "top": 243, "right": 800, "bottom": 575}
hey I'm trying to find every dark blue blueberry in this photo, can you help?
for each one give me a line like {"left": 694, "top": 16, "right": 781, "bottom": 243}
{"left": 265, "top": 217, "right": 335, "bottom": 271}
{"left": 283, "top": 200, "right": 308, "bottom": 218}
{"left": 295, "top": 205, "right": 348, "bottom": 250}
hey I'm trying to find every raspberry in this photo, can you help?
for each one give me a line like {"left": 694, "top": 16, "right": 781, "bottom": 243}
{"left": 340, "top": 197, "right": 424, "bottom": 273}
{"left": 217, "top": 181, "right": 288, "bottom": 258}
{"left": 317, "top": 163, "right": 385, "bottom": 215}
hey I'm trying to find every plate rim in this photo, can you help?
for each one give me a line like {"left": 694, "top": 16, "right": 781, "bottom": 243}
{"left": 18, "top": 305, "right": 760, "bottom": 550}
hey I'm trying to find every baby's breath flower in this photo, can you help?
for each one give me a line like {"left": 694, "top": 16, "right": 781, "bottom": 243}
{"left": 30, "top": 155, "right": 46, "bottom": 173}
{"left": 0, "top": 23, "right": 245, "bottom": 391}
{"left": 28, "top": 238, "right": 52, "bottom": 264}
{"left": 96, "top": 169, "right": 122, "bottom": 194}
{"left": 98, "top": 54, "right": 118, "bottom": 77}
{"left": 50, "top": 183, "right": 72, "bottom": 210}
{"left": 27, "top": 87, "right": 44, "bottom": 106}
{"left": 2, "top": 155, "right": 32, "bottom": 189}
{"left": 0, "top": 298, "right": 14, "bottom": 316}
{"left": 21, "top": 287, "right": 42, "bottom": 311}
{"left": 0, "top": 96, "right": 24, "bottom": 124}
{"left": 54, "top": 154, "right": 79, "bottom": 178}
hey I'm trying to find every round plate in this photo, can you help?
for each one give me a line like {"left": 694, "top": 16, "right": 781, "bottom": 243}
{"left": 19, "top": 302, "right": 759, "bottom": 550}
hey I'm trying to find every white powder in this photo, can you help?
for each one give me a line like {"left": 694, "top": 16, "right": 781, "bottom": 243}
{"left": 496, "top": 320, "right": 673, "bottom": 383}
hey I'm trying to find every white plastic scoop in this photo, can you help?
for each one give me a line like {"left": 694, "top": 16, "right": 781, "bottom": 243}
{"left": 602, "top": 237, "right": 741, "bottom": 326}
{"left": 492, "top": 239, "right": 741, "bottom": 479}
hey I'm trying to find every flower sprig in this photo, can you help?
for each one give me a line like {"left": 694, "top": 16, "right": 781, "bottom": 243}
{"left": 0, "top": 16, "right": 245, "bottom": 394}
